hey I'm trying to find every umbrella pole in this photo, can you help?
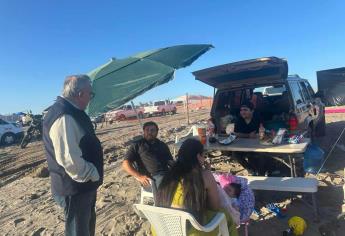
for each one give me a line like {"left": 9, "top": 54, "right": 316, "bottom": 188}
{"left": 185, "top": 93, "right": 190, "bottom": 125}
{"left": 131, "top": 101, "right": 143, "bottom": 132}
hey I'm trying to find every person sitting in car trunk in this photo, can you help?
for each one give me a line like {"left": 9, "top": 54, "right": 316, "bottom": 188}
{"left": 232, "top": 101, "right": 266, "bottom": 175}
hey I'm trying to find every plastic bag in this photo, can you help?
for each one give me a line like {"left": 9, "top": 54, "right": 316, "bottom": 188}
{"left": 303, "top": 144, "right": 325, "bottom": 174}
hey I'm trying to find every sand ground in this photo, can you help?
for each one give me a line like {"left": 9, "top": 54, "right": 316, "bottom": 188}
{"left": 0, "top": 109, "right": 344, "bottom": 236}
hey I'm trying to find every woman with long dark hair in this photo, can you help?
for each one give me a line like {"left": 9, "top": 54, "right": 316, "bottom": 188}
{"left": 156, "top": 138, "right": 238, "bottom": 236}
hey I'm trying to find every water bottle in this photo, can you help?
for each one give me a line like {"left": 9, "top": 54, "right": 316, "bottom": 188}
{"left": 259, "top": 123, "right": 265, "bottom": 140}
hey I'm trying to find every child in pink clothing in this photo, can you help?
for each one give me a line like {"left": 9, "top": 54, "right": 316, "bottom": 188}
{"left": 215, "top": 173, "right": 255, "bottom": 224}
{"left": 214, "top": 174, "right": 241, "bottom": 226}
{"left": 218, "top": 175, "right": 242, "bottom": 211}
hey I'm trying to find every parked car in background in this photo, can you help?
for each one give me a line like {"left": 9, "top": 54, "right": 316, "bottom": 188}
{"left": 143, "top": 100, "right": 177, "bottom": 116}
{"left": 193, "top": 57, "right": 326, "bottom": 138}
{"left": 106, "top": 105, "right": 144, "bottom": 122}
{"left": 0, "top": 118, "right": 24, "bottom": 145}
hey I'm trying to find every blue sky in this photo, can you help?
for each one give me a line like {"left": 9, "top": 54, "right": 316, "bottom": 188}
{"left": 1, "top": 0, "right": 344, "bottom": 114}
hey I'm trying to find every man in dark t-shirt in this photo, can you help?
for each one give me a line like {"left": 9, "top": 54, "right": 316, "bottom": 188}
{"left": 122, "top": 121, "right": 173, "bottom": 190}
{"left": 234, "top": 103, "right": 261, "bottom": 137}
{"left": 232, "top": 101, "right": 265, "bottom": 175}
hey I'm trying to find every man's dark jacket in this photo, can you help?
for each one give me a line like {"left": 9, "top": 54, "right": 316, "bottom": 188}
{"left": 43, "top": 96, "right": 103, "bottom": 196}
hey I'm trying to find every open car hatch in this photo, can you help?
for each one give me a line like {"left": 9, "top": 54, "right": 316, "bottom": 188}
{"left": 192, "top": 57, "right": 288, "bottom": 89}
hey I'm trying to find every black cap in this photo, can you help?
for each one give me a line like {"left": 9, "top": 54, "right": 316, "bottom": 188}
{"left": 240, "top": 101, "right": 254, "bottom": 110}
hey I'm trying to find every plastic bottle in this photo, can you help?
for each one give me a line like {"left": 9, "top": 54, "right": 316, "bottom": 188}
{"left": 259, "top": 123, "right": 265, "bottom": 140}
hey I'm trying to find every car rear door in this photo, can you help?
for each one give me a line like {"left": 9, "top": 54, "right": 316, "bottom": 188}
{"left": 193, "top": 57, "right": 288, "bottom": 89}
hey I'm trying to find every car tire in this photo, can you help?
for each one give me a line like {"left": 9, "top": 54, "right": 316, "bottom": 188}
{"left": 315, "top": 115, "right": 326, "bottom": 137}
{"left": 138, "top": 112, "right": 144, "bottom": 119}
{"left": 1, "top": 132, "right": 16, "bottom": 146}
{"left": 161, "top": 110, "right": 166, "bottom": 116}
{"left": 172, "top": 108, "right": 177, "bottom": 114}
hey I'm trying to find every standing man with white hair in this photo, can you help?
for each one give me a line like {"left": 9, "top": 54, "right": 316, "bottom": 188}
{"left": 43, "top": 75, "right": 103, "bottom": 236}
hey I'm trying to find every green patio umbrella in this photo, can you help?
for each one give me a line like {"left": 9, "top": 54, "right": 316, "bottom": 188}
{"left": 86, "top": 44, "right": 213, "bottom": 116}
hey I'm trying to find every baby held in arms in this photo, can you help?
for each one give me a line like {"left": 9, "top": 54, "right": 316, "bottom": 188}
{"left": 223, "top": 182, "right": 242, "bottom": 211}
{"left": 217, "top": 174, "right": 241, "bottom": 225}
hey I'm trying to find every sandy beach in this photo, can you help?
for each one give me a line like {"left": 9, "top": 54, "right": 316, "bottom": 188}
{"left": 0, "top": 109, "right": 344, "bottom": 236}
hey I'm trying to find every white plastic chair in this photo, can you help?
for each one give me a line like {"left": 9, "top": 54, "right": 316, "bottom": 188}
{"left": 175, "top": 125, "right": 199, "bottom": 141}
{"left": 174, "top": 125, "right": 198, "bottom": 156}
{"left": 133, "top": 204, "right": 229, "bottom": 236}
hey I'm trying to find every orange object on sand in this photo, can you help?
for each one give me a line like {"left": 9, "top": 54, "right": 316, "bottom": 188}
{"left": 198, "top": 127, "right": 207, "bottom": 145}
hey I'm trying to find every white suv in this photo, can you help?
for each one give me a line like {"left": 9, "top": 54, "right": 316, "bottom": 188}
{"left": 0, "top": 118, "right": 24, "bottom": 145}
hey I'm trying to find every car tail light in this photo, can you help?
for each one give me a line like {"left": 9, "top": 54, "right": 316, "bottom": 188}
{"left": 289, "top": 114, "right": 298, "bottom": 131}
